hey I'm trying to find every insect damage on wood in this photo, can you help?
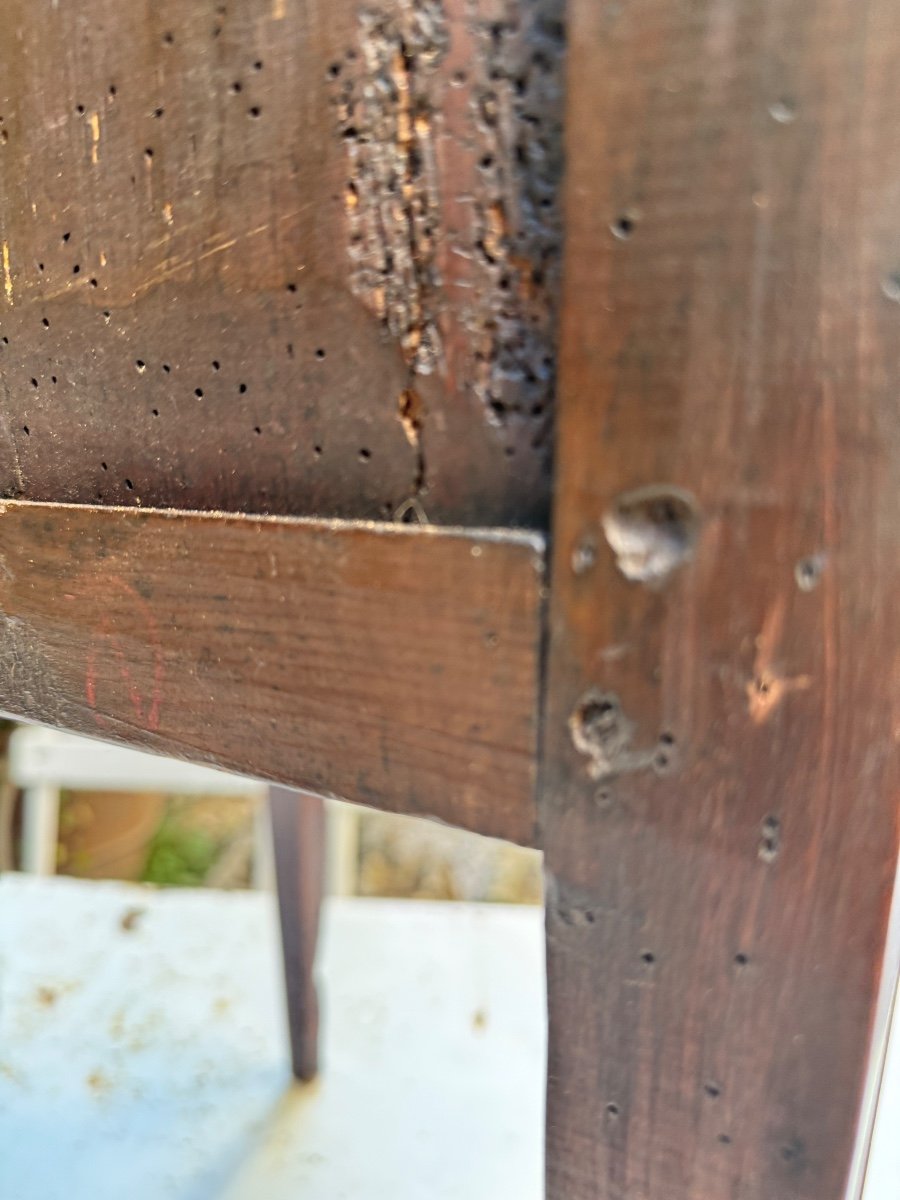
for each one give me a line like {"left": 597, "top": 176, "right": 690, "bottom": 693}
{"left": 468, "top": 2, "right": 564, "bottom": 451}
{"left": 759, "top": 814, "right": 781, "bottom": 864}
{"left": 332, "top": 0, "right": 564, "bottom": 467}
{"left": 333, "top": 0, "right": 447, "bottom": 376}
{"left": 396, "top": 387, "right": 426, "bottom": 513}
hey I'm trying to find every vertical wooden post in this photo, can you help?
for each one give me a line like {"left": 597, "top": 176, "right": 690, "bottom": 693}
{"left": 540, "top": 1, "right": 900, "bottom": 1197}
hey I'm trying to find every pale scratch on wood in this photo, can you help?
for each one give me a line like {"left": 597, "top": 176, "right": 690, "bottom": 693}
{"left": 2, "top": 242, "right": 12, "bottom": 304}
{"left": 129, "top": 223, "right": 277, "bottom": 297}
{"left": 89, "top": 112, "right": 100, "bottom": 164}
{"left": 0, "top": 413, "right": 24, "bottom": 492}
{"left": 747, "top": 598, "right": 811, "bottom": 722}
{"left": 747, "top": 670, "right": 812, "bottom": 723}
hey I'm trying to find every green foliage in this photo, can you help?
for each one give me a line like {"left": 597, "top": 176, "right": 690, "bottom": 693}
{"left": 142, "top": 820, "right": 218, "bottom": 887}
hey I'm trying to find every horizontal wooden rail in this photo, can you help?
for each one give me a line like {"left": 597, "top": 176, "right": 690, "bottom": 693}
{"left": 0, "top": 501, "right": 545, "bottom": 846}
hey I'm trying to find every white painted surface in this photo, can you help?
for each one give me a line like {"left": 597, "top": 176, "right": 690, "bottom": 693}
{"left": 848, "top": 851, "right": 900, "bottom": 1200}
{"left": 0, "top": 875, "right": 545, "bottom": 1200}
{"left": 9, "top": 726, "right": 268, "bottom": 794}
{"left": 18, "top": 784, "right": 59, "bottom": 877}
{"left": 864, "top": 973, "right": 900, "bottom": 1200}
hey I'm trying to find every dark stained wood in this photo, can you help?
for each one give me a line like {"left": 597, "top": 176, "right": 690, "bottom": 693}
{"left": 540, "top": 1, "right": 900, "bottom": 1198}
{"left": 270, "top": 785, "right": 325, "bottom": 1081}
{"left": 0, "top": 500, "right": 544, "bottom": 845}
{"left": 3, "top": 2, "right": 898, "bottom": 1193}
{"left": 0, "top": 0, "right": 562, "bottom": 529}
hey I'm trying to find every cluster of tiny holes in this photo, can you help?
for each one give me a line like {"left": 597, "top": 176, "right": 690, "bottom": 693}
{"left": 0, "top": 29, "right": 458, "bottom": 517}
{"left": 6, "top": 287, "right": 387, "bottom": 493}
{"left": 654, "top": 730, "right": 676, "bottom": 773}
{"left": 67, "top": 341, "right": 379, "bottom": 488}
{"left": 1, "top": 36, "right": 270, "bottom": 185}
{"left": 604, "top": 946, "right": 753, "bottom": 1143}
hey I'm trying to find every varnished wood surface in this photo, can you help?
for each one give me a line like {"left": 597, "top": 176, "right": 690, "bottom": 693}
{"left": 540, "top": 1, "right": 900, "bottom": 1198}
{"left": 0, "top": 500, "right": 544, "bottom": 844}
{"left": 0, "top": 0, "right": 562, "bottom": 528}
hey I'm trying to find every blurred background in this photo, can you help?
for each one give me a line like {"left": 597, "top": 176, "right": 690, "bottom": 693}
{"left": 0, "top": 718, "right": 547, "bottom": 1200}
{"left": 0, "top": 717, "right": 542, "bottom": 903}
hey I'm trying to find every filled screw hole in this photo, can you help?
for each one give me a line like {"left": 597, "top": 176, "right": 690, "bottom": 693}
{"left": 768, "top": 98, "right": 797, "bottom": 124}
{"left": 603, "top": 485, "right": 700, "bottom": 585}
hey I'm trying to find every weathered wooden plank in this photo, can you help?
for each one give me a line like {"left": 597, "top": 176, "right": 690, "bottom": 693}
{"left": 0, "top": 500, "right": 544, "bottom": 845}
{"left": 0, "top": 0, "right": 562, "bottom": 529}
{"left": 540, "top": 1, "right": 900, "bottom": 1198}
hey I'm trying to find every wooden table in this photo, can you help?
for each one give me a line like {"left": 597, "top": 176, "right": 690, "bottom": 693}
{"left": 0, "top": 1, "right": 897, "bottom": 1196}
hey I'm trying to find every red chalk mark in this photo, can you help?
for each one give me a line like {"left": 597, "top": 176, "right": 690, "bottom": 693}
{"left": 83, "top": 577, "right": 164, "bottom": 732}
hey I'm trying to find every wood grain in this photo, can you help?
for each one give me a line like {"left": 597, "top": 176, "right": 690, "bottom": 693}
{"left": 0, "top": 500, "right": 544, "bottom": 845}
{"left": 540, "top": 1, "right": 900, "bottom": 1198}
{"left": 0, "top": 0, "right": 562, "bottom": 529}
